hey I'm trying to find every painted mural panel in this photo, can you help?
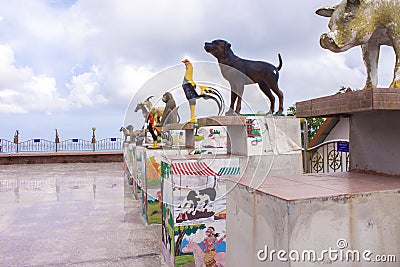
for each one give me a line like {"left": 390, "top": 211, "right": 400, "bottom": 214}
{"left": 175, "top": 220, "right": 226, "bottom": 267}
{"left": 143, "top": 149, "right": 189, "bottom": 224}
{"left": 145, "top": 154, "right": 162, "bottom": 188}
{"left": 173, "top": 179, "right": 226, "bottom": 225}
{"left": 246, "top": 116, "right": 267, "bottom": 155}
{"left": 135, "top": 146, "right": 144, "bottom": 188}
{"left": 162, "top": 163, "right": 175, "bottom": 266}
{"left": 146, "top": 188, "right": 162, "bottom": 224}
{"left": 194, "top": 126, "right": 227, "bottom": 154}
{"left": 135, "top": 146, "right": 145, "bottom": 215}
{"left": 161, "top": 156, "right": 238, "bottom": 266}
{"left": 123, "top": 143, "right": 136, "bottom": 184}
{"left": 168, "top": 130, "right": 186, "bottom": 147}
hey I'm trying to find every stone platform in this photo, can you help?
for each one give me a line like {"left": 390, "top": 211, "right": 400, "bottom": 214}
{"left": 227, "top": 172, "right": 400, "bottom": 267}
{"left": 297, "top": 87, "right": 400, "bottom": 176}
{"left": 296, "top": 88, "right": 400, "bottom": 118}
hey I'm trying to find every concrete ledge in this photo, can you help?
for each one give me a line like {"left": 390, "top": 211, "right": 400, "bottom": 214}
{"left": 197, "top": 115, "right": 247, "bottom": 126}
{"left": 0, "top": 151, "right": 123, "bottom": 165}
{"left": 161, "top": 123, "right": 194, "bottom": 131}
{"left": 296, "top": 88, "right": 400, "bottom": 118}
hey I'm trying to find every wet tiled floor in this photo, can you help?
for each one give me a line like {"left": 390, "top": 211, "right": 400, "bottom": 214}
{"left": 0, "top": 162, "right": 165, "bottom": 266}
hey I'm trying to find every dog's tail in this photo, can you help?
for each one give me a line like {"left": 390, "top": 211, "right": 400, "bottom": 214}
{"left": 276, "top": 53, "right": 283, "bottom": 71}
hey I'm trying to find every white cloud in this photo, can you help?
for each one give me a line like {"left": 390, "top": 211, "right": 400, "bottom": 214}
{"left": 0, "top": 42, "right": 157, "bottom": 114}
{"left": 0, "top": 45, "right": 68, "bottom": 113}
{"left": 66, "top": 62, "right": 155, "bottom": 108}
{"left": 66, "top": 65, "right": 107, "bottom": 108}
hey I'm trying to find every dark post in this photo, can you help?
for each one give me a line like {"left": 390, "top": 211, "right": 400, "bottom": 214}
{"left": 302, "top": 120, "right": 309, "bottom": 173}
{"left": 13, "top": 130, "right": 19, "bottom": 153}
{"left": 55, "top": 129, "right": 60, "bottom": 152}
{"left": 92, "top": 127, "right": 96, "bottom": 152}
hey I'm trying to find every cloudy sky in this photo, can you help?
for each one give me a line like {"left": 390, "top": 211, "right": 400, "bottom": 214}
{"left": 0, "top": 0, "right": 396, "bottom": 140}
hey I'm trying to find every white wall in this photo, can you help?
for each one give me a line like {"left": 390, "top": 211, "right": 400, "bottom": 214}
{"left": 326, "top": 118, "right": 349, "bottom": 142}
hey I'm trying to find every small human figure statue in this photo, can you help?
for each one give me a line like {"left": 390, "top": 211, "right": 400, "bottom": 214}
{"left": 147, "top": 112, "right": 161, "bottom": 148}
{"left": 201, "top": 226, "right": 226, "bottom": 267}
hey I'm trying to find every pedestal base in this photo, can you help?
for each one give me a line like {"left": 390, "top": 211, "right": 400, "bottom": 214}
{"left": 227, "top": 172, "right": 400, "bottom": 266}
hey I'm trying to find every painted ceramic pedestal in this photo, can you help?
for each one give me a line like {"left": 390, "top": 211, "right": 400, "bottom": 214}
{"left": 161, "top": 154, "right": 240, "bottom": 267}
{"left": 123, "top": 142, "right": 142, "bottom": 199}
{"left": 226, "top": 173, "right": 400, "bottom": 267}
{"left": 163, "top": 123, "right": 228, "bottom": 155}
{"left": 198, "top": 115, "right": 303, "bottom": 186}
{"left": 140, "top": 147, "right": 190, "bottom": 225}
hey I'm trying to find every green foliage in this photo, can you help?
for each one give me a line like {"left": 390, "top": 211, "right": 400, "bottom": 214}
{"left": 307, "top": 117, "right": 325, "bottom": 141}
{"left": 147, "top": 200, "right": 162, "bottom": 224}
{"left": 337, "top": 86, "right": 347, "bottom": 94}
{"left": 286, "top": 105, "right": 296, "bottom": 116}
{"left": 174, "top": 224, "right": 206, "bottom": 236}
{"left": 160, "top": 161, "right": 171, "bottom": 180}
{"left": 175, "top": 255, "right": 195, "bottom": 267}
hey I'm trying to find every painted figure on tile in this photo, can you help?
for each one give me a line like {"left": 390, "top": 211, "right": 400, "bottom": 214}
{"left": 196, "top": 127, "right": 225, "bottom": 149}
{"left": 201, "top": 227, "right": 226, "bottom": 267}
{"left": 181, "top": 239, "right": 226, "bottom": 267}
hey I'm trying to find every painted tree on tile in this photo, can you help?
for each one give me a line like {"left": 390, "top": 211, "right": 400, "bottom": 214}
{"left": 174, "top": 224, "right": 206, "bottom": 256}
{"left": 146, "top": 156, "right": 160, "bottom": 180}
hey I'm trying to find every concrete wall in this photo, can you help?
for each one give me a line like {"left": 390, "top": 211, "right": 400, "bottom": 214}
{"left": 227, "top": 182, "right": 400, "bottom": 267}
{"left": 239, "top": 154, "right": 303, "bottom": 188}
{"left": 350, "top": 111, "right": 400, "bottom": 175}
{"left": 235, "top": 116, "right": 303, "bottom": 187}
{"left": 227, "top": 182, "right": 289, "bottom": 267}
{"left": 326, "top": 118, "right": 349, "bottom": 142}
{"left": 228, "top": 116, "right": 302, "bottom": 157}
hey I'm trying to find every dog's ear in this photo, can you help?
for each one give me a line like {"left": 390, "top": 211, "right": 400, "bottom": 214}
{"left": 224, "top": 42, "right": 231, "bottom": 56}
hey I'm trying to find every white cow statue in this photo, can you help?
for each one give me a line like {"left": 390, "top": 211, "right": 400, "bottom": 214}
{"left": 317, "top": 0, "right": 400, "bottom": 89}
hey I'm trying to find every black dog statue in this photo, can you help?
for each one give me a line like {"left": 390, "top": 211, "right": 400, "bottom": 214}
{"left": 204, "top": 39, "right": 284, "bottom": 114}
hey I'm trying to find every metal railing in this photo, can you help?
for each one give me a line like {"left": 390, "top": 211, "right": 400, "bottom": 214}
{"left": 0, "top": 137, "right": 123, "bottom": 153}
{"left": 305, "top": 139, "right": 350, "bottom": 173}
{"left": 58, "top": 138, "right": 93, "bottom": 152}
{"left": 0, "top": 139, "right": 17, "bottom": 153}
{"left": 96, "top": 137, "right": 123, "bottom": 151}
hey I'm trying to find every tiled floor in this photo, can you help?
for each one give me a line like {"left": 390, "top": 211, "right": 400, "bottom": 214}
{"left": 234, "top": 172, "right": 400, "bottom": 201}
{"left": 0, "top": 162, "right": 166, "bottom": 266}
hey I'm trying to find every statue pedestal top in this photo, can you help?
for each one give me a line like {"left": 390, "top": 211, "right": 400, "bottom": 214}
{"left": 296, "top": 88, "right": 400, "bottom": 118}
{"left": 296, "top": 88, "right": 400, "bottom": 176}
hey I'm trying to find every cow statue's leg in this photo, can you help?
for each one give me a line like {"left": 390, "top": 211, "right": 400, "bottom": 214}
{"left": 361, "top": 41, "right": 380, "bottom": 89}
{"left": 390, "top": 41, "right": 400, "bottom": 88}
